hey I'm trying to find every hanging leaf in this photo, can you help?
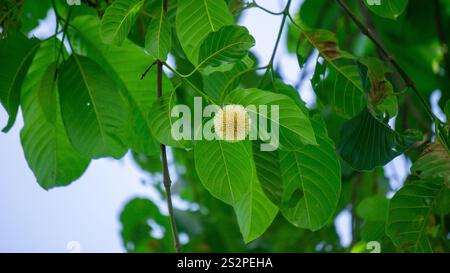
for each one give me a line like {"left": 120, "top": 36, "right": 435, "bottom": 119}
{"left": 411, "top": 141, "right": 450, "bottom": 180}
{"left": 20, "top": 39, "right": 90, "bottom": 190}
{"left": 197, "top": 25, "right": 255, "bottom": 70}
{"left": 58, "top": 54, "right": 130, "bottom": 159}
{"left": 194, "top": 140, "right": 253, "bottom": 205}
{"left": 144, "top": 1, "right": 171, "bottom": 61}
{"left": 176, "top": 0, "right": 234, "bottom": 64}
{"left": 100, "top": 0, "right": 145, "bottom": 46}
{"left": 0, "top": 32, "right": 40, "bottom": 132}
{"left": 357, "top": 196, "right": 391, "bottom": 246}
{"left": 386, "top": 178, "right": 447, "bottom": 252}
{"left": 203, "top": 55, "right": 254, "bottom": 103}
{"left": 70, "top": 16, "right": 160, "bottom": 155}
{"left": 252, "top": 141, "right": 283, "bottom": 206}
{"left": 225, "top": 88, "right": 317, "bottom": 149}
{"left": 357, "top": 196, "right": 389, "bottom": 222}
{"left": 36, "top": 62, "right": 58, "bottom": 124}
{"left": 148, "top": 89, "right": 191, "bottom": 149}
{"left": 300, "top": 26, "right": 366, "bottom": 119}
{"left": 364, "top": 0, "right": 409, "bottom": 20}
{"left": 358, "top": 57, "right": 398, "bottom": 117}
{"left": 120, "top": 198, "right": 174, "bottom": 252}
{"left": 279, "top": 115, "right": 341, "bottom": 231}
{"left": 233, "top": 163, "right": 278, "bottom": 243}
{"left": 338, "top": 109, "right": 422, "bottom": 171}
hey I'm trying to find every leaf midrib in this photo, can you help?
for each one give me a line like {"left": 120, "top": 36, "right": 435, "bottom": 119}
{"left": 302, "top": 32, "right": 363, "bottom": 93}
{"left": 72, "top": 55, "right": 108, "bottom": 149}
{"left": 5, "top": 41, "right": 40, "bottom": 113}
{"left": 107, "top": 0, "right": 143, "bottom": 43}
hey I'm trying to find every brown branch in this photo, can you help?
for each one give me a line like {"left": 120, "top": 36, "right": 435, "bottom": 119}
{"left": 155, "top": 0, "right": 181, "bottom": 253}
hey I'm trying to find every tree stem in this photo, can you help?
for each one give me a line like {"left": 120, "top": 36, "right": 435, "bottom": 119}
{"left": 258, "top": 0, "right": 292, "bottom": 88}
{"left": 157, "top": 60, "right": 181, "bottom": 253}
{"left": 155, "top": 0, "right": 181, "bottom": 253}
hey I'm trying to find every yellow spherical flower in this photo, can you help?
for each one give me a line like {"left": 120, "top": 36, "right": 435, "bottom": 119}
{"left": 214, "top": 105, "right": 251, "bottom": 142}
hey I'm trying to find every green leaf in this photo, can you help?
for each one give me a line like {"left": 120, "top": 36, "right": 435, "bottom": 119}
{"left": 20, "top": 39, "right": 90, "bottom": 190}
{"left": 197, "top": 25, "right": 255, "bottom": 69}
{"left": 120, "top": 198, "right": 174, "bottom": 252}
{"left": 252, "top": 141, "right": 283, "bottom": 206}
{"left": 357, "top": 196, "right": 389, "bottom": 222}
{"left": 58, "top": 54, "right": 130, "bottom": 159}
{"left": 301, "top": 27, "right": 366, "bottom": 119}
{"left": 70, "top": 16, "right": 160, "bottom": 155}
{"left": 411, "top": 142, "right": 450, "bottom": 180}
{"left": 100, "top": 0, "right": 145, "bottom": 46}
{"left": 176, "top": 0, "right": 234, "bottom": 64}
{"left": 364, "top": 0, "right": 409, "bottom": 20}
{"left": 203, "top": 55, "right": 254, "bottom": 103}
{"left": 148, "top": 88, "right": 192, "bottom": 149}
{"left": 225, "top": 88, "right": 317, "bottom": 149}
{"left": 194, "top": 140, "right": 253, "bottom": 205}
{"left": 386, "top": 179, "right": 447, "bottom": 253}
{"left": 234, "top": 163, "right": 278, "bottom": 243}
{"left": 279, "top": 115, "right": 341, "bottom": 231}
{"left": 357, "top": 196, "right": 391, "bottom": 246}
{"left": 338, "top": 109, "right": 422, "bottom": 171}
{"left": 358, "top": 57, "right": 398, "bottom": 117}
{"left": 20, "top": 0, "right": 52, "bottom": 32}
{"left": 0, "top": 32, "right": 40, "bottom": 132}
{"left": 37, "top": 62, "right": 58, "bottom": 124}
{"left": 144, "top": 1, "right": 171, "bottom": 61}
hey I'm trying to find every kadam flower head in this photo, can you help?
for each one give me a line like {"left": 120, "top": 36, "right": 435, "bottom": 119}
{"left": 213, "top": 105, "right": 250, "bottom": 142}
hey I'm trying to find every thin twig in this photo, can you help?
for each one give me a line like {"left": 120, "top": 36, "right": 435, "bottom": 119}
{"left": 156, "top": 0, "right": 181, "bottom": 253}
{"left": 140, "top": 61, "right": 157, "bottom": 80}
{"left": 258, "top": 0, "right": 292, "bottom": 88}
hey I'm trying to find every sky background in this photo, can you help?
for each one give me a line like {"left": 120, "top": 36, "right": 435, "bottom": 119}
{"left": 1, "top": 0, "right": 444, "bottom": 253}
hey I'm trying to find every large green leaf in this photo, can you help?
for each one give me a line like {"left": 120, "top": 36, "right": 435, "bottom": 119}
{"left": 364, "top": 0, "right": 409, "bottom": 20}
{"left": 20, "top": 39, "right": 90, "bottom": 190}
{"left": 233, "top": 157, "right": 278, "bottom": 243}
{"left": 194, "top": 140, "right": 253, "bottom": 205}
{"left": 357, "top": 196, "right": 389, "bottom": 222}
{"left": 20, "top": 0, "right": 52, "bottom": 32}
{"left": 203, "top": 55, "right": 254, "bottom": 103}
{"left": 225, "top": 88, "right": 317, "bottom": 149}
{"left": 70, "top": 16, "right": 160, "bottom": 155}
{"left": 58, "top": 54, "right": 130, "bottom": 159}
{"left": 144, "top": 0, "right": 171, "bottom": 61}
{"left": 197, "top": 25, "right": 255, "bottom": 69}
{"left": 358, "top": 57, "right": 398, "bottom": 117}
{"left": 386, "top": 179, "right": 447, "bottom": 252}
{"left": 176, "top": 0, "right": 234, "bottom": 64}
{"left": 338, "top": 109, "right": 422, "bottom": 171}
{"left": 252, "top": 141, "right": 283, "bottom": 206}
{"left": 357, "top": 196, "right": 391, "bottom": 244}
{"left": 100, "top": 0, "right": 145, "bottom": 46}
{"left": 0, "top": 32, "right": 40, "bottom": 132}
{"left": 37, "top": 62, "right": 58, "bottom": 124}
{"left": 148, "top": 89, "right": 192, "bottom": 149}
{"left": 120, "top": 198, "right": 174, "bottom": 252}
{"left": 299, "top": 25, "right": 366, "bottom": 119}
{"left": 411, "top": 142, "right": 450, "bottom": 180}
{"left": 279, "top": 115, "right": 341, "bottom": 231}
